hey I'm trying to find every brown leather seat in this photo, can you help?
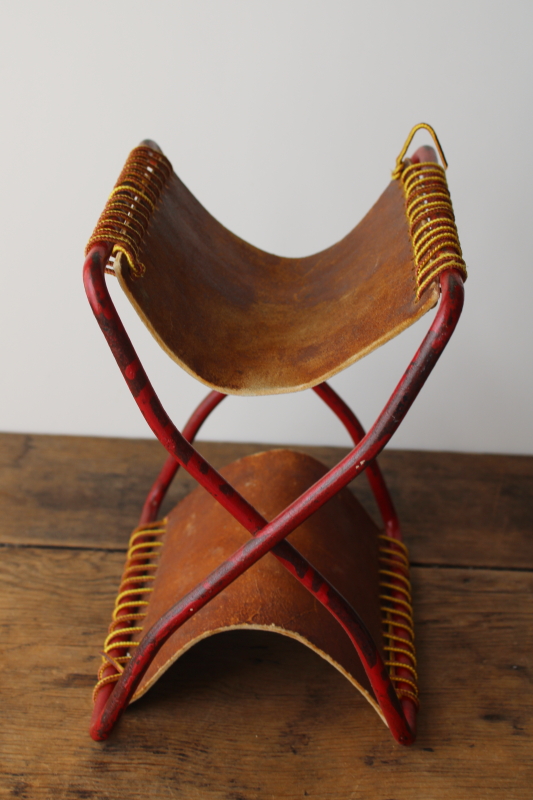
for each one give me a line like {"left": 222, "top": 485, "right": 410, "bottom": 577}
{"left": 133, "top": 449, "right": 385, "bottom": 718}
{"left": 114, "top": 149, "right": 439, "bottom": 395}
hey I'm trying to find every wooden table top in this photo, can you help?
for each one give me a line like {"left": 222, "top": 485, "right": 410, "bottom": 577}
{"left": 1, "top": 432, "right": 532, "bottom": 799}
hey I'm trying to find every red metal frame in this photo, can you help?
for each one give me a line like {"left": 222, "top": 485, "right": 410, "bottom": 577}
{"left": 139, "top": 389, "right": 227, "bottom": 525}
{"left": 84, "top": 242, "right": 464, "bottom": 745}
{"left": 141, "top": 384, "right": 399, "bottom": 530}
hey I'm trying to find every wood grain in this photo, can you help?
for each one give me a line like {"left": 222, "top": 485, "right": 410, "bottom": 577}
{"left": 1, "top": 433, "right": 532, "bottom": 798}
{"left": 1, "top": 432, "right": 531, "bottom": 568}
{"left": 1, "top": 545, "right": 531, "bottom": 800}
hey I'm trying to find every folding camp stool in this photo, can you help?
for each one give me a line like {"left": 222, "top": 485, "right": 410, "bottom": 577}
{"left": 83, "top": 123, "right": 466, "bottom": 745}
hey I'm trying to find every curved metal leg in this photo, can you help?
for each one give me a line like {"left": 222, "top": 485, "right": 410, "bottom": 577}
{"left": 312, "top": 382, "right": 416, "bottom": 729}
{"left": 312, "top": 382, "right": 400, "bottom": 536}
{"left": 144, "top": 381, "right": 399, "bottom": 531}
{"left": 139, "top": 390, "right": 227, "bottom": 524}
{"left": 85, "top": 244, "right": 463, "bottom": 744}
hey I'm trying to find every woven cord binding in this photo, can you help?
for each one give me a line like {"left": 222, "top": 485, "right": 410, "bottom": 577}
{"left": 393, "top": 123, "right": 468, "bottom": 300}
{"left": 379, "top": 534, "right": 419, "bottom": 708}
{"left": 86, "top": 145, "right": 172, "bottom": 278}
{"left": 92, "top": 520, "right": 166, "bottom": 702}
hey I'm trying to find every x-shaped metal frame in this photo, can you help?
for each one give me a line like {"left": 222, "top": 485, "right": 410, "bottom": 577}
{"left": 84, "top": 242, "right": 464, "bottom": 744}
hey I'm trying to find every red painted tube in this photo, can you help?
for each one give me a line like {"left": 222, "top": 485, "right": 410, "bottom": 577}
{"left": 140, "top": 379, "right": 402, "bottom": 715}
{"left": 312, "top": 382, "right": 400, "bottom": 538}
{"left": 88, "top": 248, "right": 462, "bottom": 743}
{"left": 86, "top": 246, "right": 411, "bottom": 742}
{"left": 85, "top": 244, "right": 463, "bottom": 744}
{"left": 93, "top": 390, "right": 227, "bottom": 717}
{"left": 84, "top": 245, "right": 463, "bottom": 744}
{"left": 139, "top": 384, "right": 415, "bottom": 731}
{"left": 139, "top": 390, "right": 227, "bottom": 524}
{"left": 142, "top": 381, "right": 396, "bottom": 530}
{"left": 312, "top": 382, "right": 415, "bottom": 729}
{"left": 84, "top": 245, "right": 261, "bottom": 533}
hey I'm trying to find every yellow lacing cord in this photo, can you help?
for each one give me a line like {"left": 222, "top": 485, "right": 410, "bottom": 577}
{"left": 392, "top": 123, "right": 467, "bottom": 300}
{"left": 85, "top": 145, "right": 172, "bottom": 278}
{"left": 92, "top": 520, "right": 167, "bottom": 702}
{"left": 379, "top": 533, "right": 419, "bottom": 708}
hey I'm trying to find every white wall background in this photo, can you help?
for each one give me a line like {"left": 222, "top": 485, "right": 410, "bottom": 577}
{"left": 0, "top": 0, "right": 531, "bottom": 454}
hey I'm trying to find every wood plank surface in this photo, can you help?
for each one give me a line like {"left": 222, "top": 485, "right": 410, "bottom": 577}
{"left": 1, "top": 432, "right": 532, "bottom": 799}
{"left": 1, "top": 545, "right": 531, "bottom": 800}
{"left": 1, "top": 432, "right": 532, "bottom": 568}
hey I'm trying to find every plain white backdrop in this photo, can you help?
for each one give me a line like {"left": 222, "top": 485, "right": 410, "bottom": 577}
{"left": 0, "top": 1, "right": 531, "bottom": 454}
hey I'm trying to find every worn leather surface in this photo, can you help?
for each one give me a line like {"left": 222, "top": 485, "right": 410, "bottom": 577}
{"left": 116, "top": 169, "right": 439, "bottom": 395}
{"left": 134, "top": 449, "right": 385, "bottom": 715}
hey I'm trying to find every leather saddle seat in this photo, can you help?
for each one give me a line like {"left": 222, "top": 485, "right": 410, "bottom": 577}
{"left": 114, "top": 156, "right": 439, "bottom": 395}
{"left": 132, "top": 449, "right": 385, "bottom": 720}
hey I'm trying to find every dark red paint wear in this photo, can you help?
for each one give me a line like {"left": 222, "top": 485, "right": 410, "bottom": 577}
{"left": 84, "top": 242, "right": 463, "bottom": 745}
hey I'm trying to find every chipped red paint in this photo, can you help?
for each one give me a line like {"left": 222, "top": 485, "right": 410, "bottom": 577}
{"left": 311, "top": 382, "right": 417, "bottom": 729}
{"left": 312, "top": 383, "right": 400, "bottom": 538}
{"left": 84, "top": 243, "right": 463, "bottom": 746}
{"left": 139, "top": 390, "right": 227, "bottom": 525}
